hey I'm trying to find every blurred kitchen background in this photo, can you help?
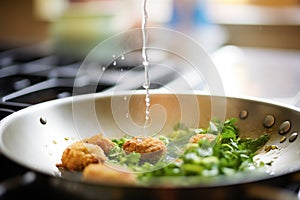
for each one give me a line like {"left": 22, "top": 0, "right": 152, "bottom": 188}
{"left": 2, "top": 2, "right": 300, "bottom": 199}
{"left": 1, "top": 0, "right": 300, "bottom": 105}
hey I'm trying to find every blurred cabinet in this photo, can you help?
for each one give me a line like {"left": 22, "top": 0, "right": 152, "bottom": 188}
{"left": 214, "top": 0, "right": 299, "bottom": 6}
{"left": 0, "top": 0, "right": 49, "bottom": 46}
{"left": 207, "top": 1, "right": 300, "bottom": 49}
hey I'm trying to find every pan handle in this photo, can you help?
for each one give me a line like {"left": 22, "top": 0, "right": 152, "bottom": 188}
{"left": 0, "top": 171, "right": 36, "bottom": 197}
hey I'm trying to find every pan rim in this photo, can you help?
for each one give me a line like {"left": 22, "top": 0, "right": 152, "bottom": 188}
{"left": 1, "top": 90, "right": 300, "bottom": 189}
{"left": 1, "top": 89, "right": 300, "bottom": 121}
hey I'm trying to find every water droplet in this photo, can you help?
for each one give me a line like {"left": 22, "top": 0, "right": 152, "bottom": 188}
{"left": 143, "top": 83, "right": 149, "bottom": 89}
{"left": 40, "top": 117, "right": 47, "bottom": 125}
{"left": 120, "top": 68, "right": 123, "bottom": 72}
{"left": 102, "top": 66, "right": 106, "bottom": 71}
{"left": 143, "top": 61, "right": 149, "bottom": 67}
{"left": 112, "top": 54, "right": 116, "bottom": 58}
{"left": 113, "top": 61, "right": 117, "bottom": 66}
{"left": 121, "top": 54, "right": 125, "bottom": 60}
{"left": 125, "top": 113, "right": 129, "bottom": 118}
{"left": 123, "top": 96, "right": 127, "bottom": 101}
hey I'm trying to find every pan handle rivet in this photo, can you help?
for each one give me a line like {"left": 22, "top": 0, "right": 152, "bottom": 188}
{"left": 289, "top": 132, "right": 298, "bottom": 143}
{"left": 40, "top": 117, "right": 47, "bottom": 125}
{"left": 239, "top": 110, "right": 248, "bottom": 120}
{"left": 278, "top": 120, "right": 291, "bottom": 135}
{"left": 263, "top": 115, "right": 275, "bottom": 128}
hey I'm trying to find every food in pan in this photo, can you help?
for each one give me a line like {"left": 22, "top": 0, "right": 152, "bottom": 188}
{"left": 56, "top": 134, "right": 114, "bottom": 171}
{"left": 189, "top": 133, "right": 216, "bottom": 143}
{"left": 122, "top": 136, "right": 167, "bottom": 164}
{"left": 82, "top": 163, "right": 137, "bottom": 185}
{"left": 137, "top": 118, "right": 270, "bottom": 182}
{"left": 82, "top": 134, "right": 115, "bottom": 155}
{"left": 55, "top": 141, "right": 107, "bottom": 171}
{"left": 56, "top": 118, "right": 270, "bottom": 185}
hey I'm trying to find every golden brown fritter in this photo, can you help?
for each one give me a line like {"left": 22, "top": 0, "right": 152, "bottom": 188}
{"left": 56, "top": 141, "right": 107, "bottom": 171}
{"left": 189, "top": 133, "right": 216, "bottom": 144}
{"left": 82, "top": 163, "right": 137, "bottom": 185}
{"left": 82, "top": 133, "right": 115, "bottom": 155}
{"left": 123, "top": 136, "right": 167, "bottom": 163}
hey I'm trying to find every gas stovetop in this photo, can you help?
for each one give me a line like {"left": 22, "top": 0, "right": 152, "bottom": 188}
{"left": 0, "top": 43, "right": 112, "bottom": 199}
{"left": 0, "top": 43, "right": 300, "bottom": 200}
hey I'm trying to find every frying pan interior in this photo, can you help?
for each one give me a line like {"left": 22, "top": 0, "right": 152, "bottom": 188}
{"left": 1, "top": 91, "right": 300, "bottom": 187}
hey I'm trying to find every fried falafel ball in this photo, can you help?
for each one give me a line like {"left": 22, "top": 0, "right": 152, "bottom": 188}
{"left": 189, "top": 133, "right": 216, "bottom": 144}
{"left": 123, "top": 137, "right": 167, "bottom": 163}
{"left": 82, "top": 163, "right": 137, "bottom": 185}
{"left": 56, "top": 141, "right": 107, "bottom": 171}
{"left": 82, "top": 133, "right": 115, "bottom": 155}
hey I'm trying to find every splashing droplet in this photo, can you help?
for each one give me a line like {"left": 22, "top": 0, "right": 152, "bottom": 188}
{"left": 143, "top": 82, "right": 149, "bottom": 89}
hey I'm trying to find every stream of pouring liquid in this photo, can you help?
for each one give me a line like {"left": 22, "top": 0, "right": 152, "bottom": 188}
{"left": 142, "top": 0, "right": 150, "bottom": 131}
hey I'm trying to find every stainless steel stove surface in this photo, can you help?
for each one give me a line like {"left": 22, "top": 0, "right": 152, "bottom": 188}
{"left": 0, "top": 43, "right": 300, "bottom": 200}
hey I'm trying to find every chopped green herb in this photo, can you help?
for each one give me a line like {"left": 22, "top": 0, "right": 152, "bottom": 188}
{"left": 108, "top": 118, "right": 270, "bottom": 183}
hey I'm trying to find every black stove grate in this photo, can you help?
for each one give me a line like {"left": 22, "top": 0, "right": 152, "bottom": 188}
{"left": 0, "top": 44, "right": 116, "bottom": 199}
